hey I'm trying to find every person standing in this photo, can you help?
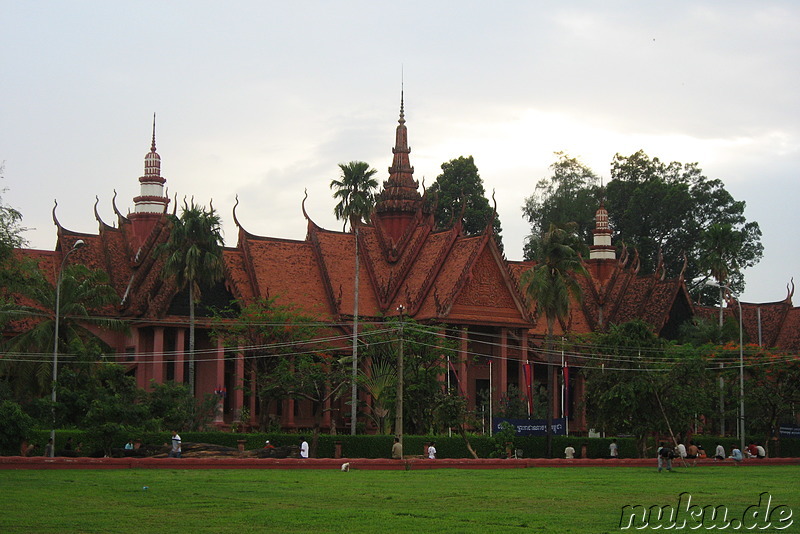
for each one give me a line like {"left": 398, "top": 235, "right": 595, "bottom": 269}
{"left": 300, "top": 438, "right": 309, "bottom": 458}
{"left": 609, "top": 439, "right": 619, "bottom": 459}
{"left": 43, "top": 438, "right": 54, "bottom": 458}
{"left": 657, "top": 442, "right": 673, "bottom": 472}
{"left": 168, "top": 431, "right": 182, "bottom": 458}
{"left": 427, "top": 442, "right": 437, "bottom": 459}
{"left": 391, "top": 437, "right": 402, "bottom": 460}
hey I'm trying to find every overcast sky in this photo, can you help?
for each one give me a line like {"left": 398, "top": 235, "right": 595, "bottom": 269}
{"left": 1, "top": 1, "right": 797, "bottom": 304}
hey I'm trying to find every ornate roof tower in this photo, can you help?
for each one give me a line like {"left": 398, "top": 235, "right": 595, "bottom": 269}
{"left": 129, "top": 114, "right": 170, "bottom": 248}
{"left": 373, "top": 91, "right": 424, "bottom": 242}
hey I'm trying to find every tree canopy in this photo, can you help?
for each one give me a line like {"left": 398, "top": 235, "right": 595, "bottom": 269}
{"left": 427, "top": 156, "right": 503, "bottom": 249}
{"left": 522, "top": 150, "right": 763, "bottom": 304}
{"left": 522, "top": 152, "right": 600, "bottom": 260}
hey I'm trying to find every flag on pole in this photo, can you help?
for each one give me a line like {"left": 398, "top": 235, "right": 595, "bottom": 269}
{"left": 523, "top": 362, "right": 534, "bottom": 416}
{"left": 448, "top": 358, "right": 466, "bottom": 396}
{"left": 563, "top": 360, "right": 569, "bottom": 418}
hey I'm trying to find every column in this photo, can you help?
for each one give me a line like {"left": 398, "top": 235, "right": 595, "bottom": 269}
{"left": 152, "top": 326, "right": 165, "bottom": 387}
{"left": 234, "top": 344, "right": 244, "bottom": 420}
{"left": 214, "top": 337, "right": 225, "bottom": 423}
{"left": 459, "top": 326, "right": 469, "bottom": 407}
{"left": 174, "top": 329, "right": 185, "bottom": 384}
{"left": 497, "top": 328, "right": 508, "bottom": 406}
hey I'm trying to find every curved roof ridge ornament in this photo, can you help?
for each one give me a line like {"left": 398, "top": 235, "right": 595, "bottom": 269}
{"left": 233, "top": 194, "right": 242, "bottom": 228}
{"left": 632, "top": 248, "right": 641, "bottom": 274}
{"left": 301, "top": 188, "right": 322, "bottom": 232}
{"left": 94, "top": 195, "right": 102, "bottom": 224}
{"left": 162, "top": 188, "right": 170, "bottom": 214}
{"left": 787, "top": 277, "right": 795, "bottom": 302}
{"left": 301, "top": 188, "right": 310, "bottom": 220}
{"left": 486, "top": 189, "right": 498, "bottom": 235}
{"left": 111, "top": 189, "right": 129, "bottom": 223}
{"left": 52, "top": 199, "right": 62, "bottom": 229}
{"left": 172, "top": 192, "right": 178, "bottom": 216}
{"left": 209, "top": 198, "right": 214, "bottom": 213}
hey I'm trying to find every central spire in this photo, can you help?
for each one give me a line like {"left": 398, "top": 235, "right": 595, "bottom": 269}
{"left": 376, "top": 92, "right": 420, "bottom": 211}
{"left": 373, "top": 91, "right": 426, "bottom": 245}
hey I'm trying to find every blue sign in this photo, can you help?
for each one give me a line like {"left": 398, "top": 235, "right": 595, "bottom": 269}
{"left": 779, "top": 424, "right": 800, "bottom": 439}
{"left": 493, "top": 417, "right": 567, "bottom": 436}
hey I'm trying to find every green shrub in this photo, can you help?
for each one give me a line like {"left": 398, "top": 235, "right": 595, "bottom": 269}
{"left": 0, "top": 401, "right": 35, "bottom": 455}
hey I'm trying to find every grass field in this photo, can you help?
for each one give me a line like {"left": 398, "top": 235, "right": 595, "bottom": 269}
{"left": 1, "top": 466, "right": 797, "bottom": 533}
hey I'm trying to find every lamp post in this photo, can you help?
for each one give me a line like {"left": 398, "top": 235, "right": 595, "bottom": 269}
{"left": 708, "top": 281, "right": 745, "bottom": 453}
{"left": 50, "top": 239, "right": 85, "bottom": 457}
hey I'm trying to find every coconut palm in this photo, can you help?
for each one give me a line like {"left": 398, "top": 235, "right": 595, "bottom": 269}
{"left": 160, "top": 200, "right": 224, "bottom": 396}
{"left": 330, "top": 160, "right": 378, "bottom": 435}
{"left": 1, "top": 264, "right": 122, "bottom": 399}
{"left": 521, "top": 222, "right": 587, "bottom": 457}
{"left": 331, "top": 161, "right": 379, "bottom": 231}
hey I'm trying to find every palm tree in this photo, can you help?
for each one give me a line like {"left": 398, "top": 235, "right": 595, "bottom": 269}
{"left": 331, "top": 161, "right": 379, "bottom": 231}
{"left": 160, "top": 200, "right": 224, "bottom": 397}
{"left": 520, "top": 222, "right": 587, "bottom": 457}
{"left": 1, "top": 264, "right": 122, "bottom": 399}
{"left": 330, "top": 160, "right": 378, "bottom": 435}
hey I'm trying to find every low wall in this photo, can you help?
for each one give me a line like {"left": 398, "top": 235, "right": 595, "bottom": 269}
{"left": 1, "top": 456, "right": 797, "bottom": 470}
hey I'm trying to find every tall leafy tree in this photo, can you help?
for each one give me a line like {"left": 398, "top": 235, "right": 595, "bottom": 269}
{"left": 606, "top": 150, "right": 762, "bottom": 303}
{"left": 520, "top": 222, "right": 587, "bottom": 457}
{"left": 582, "top": 321, "right": 715, "bottom": 457}
{"left": 1, "top": 264, "right": 122, "bottom": 400}
{"left": 160, "top": 200, "right": 225, "bottom": 397}
{"left": 428, "top": 156, "right": 503, "bottom": 249}
{"left": 522, "top": 152, "right": 601, "bottom": 260}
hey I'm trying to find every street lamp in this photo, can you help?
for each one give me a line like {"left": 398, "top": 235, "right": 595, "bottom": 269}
{"left": 50, "top": 239, "right": 85, "bottom": 457}
{"left": 707, "top": 281, "right": 745, "bottom": 453}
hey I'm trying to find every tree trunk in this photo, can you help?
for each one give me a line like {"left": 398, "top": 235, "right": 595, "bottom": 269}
{"left": 458, "top": 426, "right": 479, "bottom": 459}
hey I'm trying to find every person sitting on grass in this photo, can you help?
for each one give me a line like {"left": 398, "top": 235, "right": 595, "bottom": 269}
{"left": 564, "top": 444, "right": 576, "bottom": 459}
{"left": 730, "top": 447, "right": 743, "bottom": 465}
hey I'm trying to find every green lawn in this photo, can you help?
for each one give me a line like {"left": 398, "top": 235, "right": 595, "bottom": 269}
{"left": 1, "top": 466, "right": 797, "bottom": 533}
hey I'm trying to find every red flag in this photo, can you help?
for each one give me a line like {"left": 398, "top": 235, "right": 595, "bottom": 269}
{"left": 448, "top": 359, "right": 466, "bottom": 396}
{"left": 523, "top": 363, "right": 534, "bottom": 416}
{"left": 563, "top": 363, "right": 569, "bottom": 418}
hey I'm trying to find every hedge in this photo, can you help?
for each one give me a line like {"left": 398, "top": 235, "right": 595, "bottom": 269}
{"left": 16, "top": 430, "right": 799, "bottom": 459}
